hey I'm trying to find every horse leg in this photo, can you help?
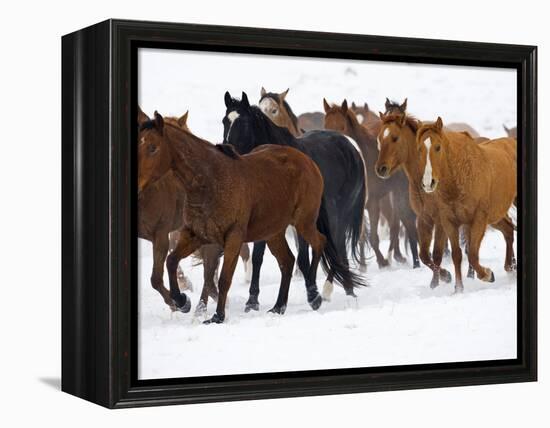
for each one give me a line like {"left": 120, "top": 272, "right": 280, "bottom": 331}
{"left": 384, "top": 196, "right": 405, "bottom": 264}
{"left": 244, "top": 241, "right": 266, "bottom": 312}
{"left": 195, "top": 244, "right": 222, "bottom": 314}
{"left": 445, "top": 224, "right": 464, "bottom": 293}
{"left": 461, "top": 225, "right": 475, "bottom": 278}
{"left": 433, "top": 223, "right": 452, "bottom": 283}
{"left": 165, "top": 228, "right": 203, "bottom": 312}
{"left": 266, "top": 233, "right": 295, "bottom": 314}
{"left": 366, "top": 197, "right": 389, "bottom": 268}
{"left": 399, "top": 206, "right": 420, "bottom": 268}
{"left": 150, "top": 230, "right": 174, "bottom": 309}
{"left": 417, "top": 215, "right": 438, "bottom": 287}
{"left": 296, "top": 223, "right": 325, "bottom": 311}
{"left": 239, "top": 243, "right": 252, "bottom": 282}
{"left": 492, "top": 217, "right": 516, "bottom": 272}
{"left": 467, "top": 217, "right": 495, "bottom": 283}
{"left": 205, "top": 229, "right": 243, "bottom": 324}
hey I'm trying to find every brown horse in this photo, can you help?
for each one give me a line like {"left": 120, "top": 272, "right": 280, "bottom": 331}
{"left": 324, "top": 99, "right": 420, "bottom": 269}
{"left": 376, "top": 104, "right": 453, "bottom": 287}
{"left": 416, "top": 117, "right": 517, "bottom": 292}
{"left": 259, "top": 87, "right": 302, "bottom": 136}
{"left": 350, "top": 101, "right": 382, "bottom": 132}
{"left": 297, "top": 111, "right": 325, "bottom": 131}
{"left": 138, "top": 112, "right": 327, "bottom": 324}
{"left": 138, "top": 109, "right": 250, "bottom": 313}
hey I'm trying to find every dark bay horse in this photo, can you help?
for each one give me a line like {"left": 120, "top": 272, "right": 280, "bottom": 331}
{"left": 324, "top": 99, "right": 420, "bottom": 269}
{"left": 416, "top": 118, "right": 517, "bottom": 292}
{"left": 138, "top": 108, "right": 250, "bottom": 313}
{"left": 138, "top": 112, "right": 328, "bottom": 323}
{"left": 223, "top": 91, "right": 366, "bottom": 307}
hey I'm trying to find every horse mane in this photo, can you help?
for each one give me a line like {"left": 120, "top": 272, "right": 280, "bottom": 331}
{"left": 260, "top": 93, "right": 300, "bottom": 131}
{"left": 230, "top": 101, "right": 298, "bottom": 151}
{"left": 417, "top": 122, "right": 443, "bottom": 140}
{"left": 139, "top": 120, "right": 157, "bottom": 131}
{"left": 382, "top": 113, "right": 420, "bottom": 133}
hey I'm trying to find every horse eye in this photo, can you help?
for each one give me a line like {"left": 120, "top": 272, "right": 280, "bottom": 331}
{"left": 392, "top": 136, "right": 398, "bottom": 143}
{"left": 272, "top": 109, "right": 277, "bottom": 115}
{"left": 148, "top": 143, "right": 157, "bottom": 154}
{"left": 435, "top": 145, "right": 441, "bottom": 152}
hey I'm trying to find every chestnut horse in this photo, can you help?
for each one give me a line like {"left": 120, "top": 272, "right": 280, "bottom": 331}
{"left": 416, "top": 118, "right": 517, "bottom": 292}
{"left": 324, "top": 99, "right": 420, "bottom": 269}
{"left": 350, "top": 101, "right": 381, "bottom": 131}
{"left": 138, "top": 112, "right": 328, "bottom": 323}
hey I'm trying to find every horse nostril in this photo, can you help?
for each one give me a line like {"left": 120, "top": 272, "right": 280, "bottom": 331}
{"left": 378, "top": 165, "right": 388, "bottom": 176}
{"left": 431, "top": 179, "right": 436, "bottom": 188}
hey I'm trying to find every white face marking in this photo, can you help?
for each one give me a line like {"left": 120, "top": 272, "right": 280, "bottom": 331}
{"left": 140, "top": 137, "right": 146, "bottom": 145}
{"left": 377, "top": 127, "right": 390, "bottom": 151}
{"left": 383, "top": 128, "right": 390, "bottom": 138}
{"left": 356, "top": 114, "right": 364, "bottom": 124}
{"left": 227, "top": 110, "right": 240, "bottom": 123}
{"left": 226, "top": 110, "right": 240, "bottom": 141}
{"left": 422, "top": 137, "right": 434, "bottom": 192}
{"left": 259, "top": 98, "right": 278, "bottom": 118}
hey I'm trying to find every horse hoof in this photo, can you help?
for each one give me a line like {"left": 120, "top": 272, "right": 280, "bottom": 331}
{"left": 430, "top": 280, "right": 439, "bottom": 289}
{"left": 359, "top": 264, "right": 367, "bottom": 273}
{"left": 394, "top": 255, "right": 407, "bottom": 264}
{"left": 440, "top": 269, "right": 453, "bottom": 283}
{"left": 194, "top": 300, "right": 207, "bottom": 315}
{"left": 268, "top": 305, "right": 286, "bottom": 315}
{"left": 244, "top": 302, "right": 259, "bottom": 312}
{"left": 467, "top": 267, "right": 475, "bottom": 279}
{"left": 413, "top": 261, "right": 421, "bottom": 269}
{"left": 345, "top": 289, "right": 357, "bottom": 298}
{"left": 309, "top": 293, "right": 323, "bottom": 311}
{"left": 203, "top": 313, "right": 224, "bottom": 324}
{"left": 322, "top": 280, "right": 334, "bottom": 302}
{"left": 454, "top": 286, "right": 464, "bottom": 294}
{"left": 378, "top": 259, "right": 390, "bottom": 268}
{"left": 488, "top": 271, "right": 495, "bottom": 282}
{"left": 173, "top": 293, "right": 191, "bottom": 313}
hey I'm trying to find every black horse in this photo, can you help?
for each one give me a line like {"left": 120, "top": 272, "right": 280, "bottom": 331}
{"left": 223, "top": 91, "right": 367, "bottom": 312}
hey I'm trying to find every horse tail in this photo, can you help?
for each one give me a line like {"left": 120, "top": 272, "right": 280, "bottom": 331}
{"left": 317, "top": 199, "right": 367, "bottom": 289}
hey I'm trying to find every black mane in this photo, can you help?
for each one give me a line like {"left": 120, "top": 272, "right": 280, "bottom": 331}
{"left": 225, "top": 99, "right": 299, "bottom": 154}
{"left": 215, "top": 143, "right": 240, "bottom": 159}
{"left": 260, "top": 92, "right": 300, "bottom": 131}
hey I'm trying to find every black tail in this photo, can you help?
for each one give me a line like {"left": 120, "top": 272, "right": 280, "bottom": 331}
{"left": 316, "top": 199, "right": 367, "bottom": 289}
{"left": 346, "top": 163, "right": 368, "bottom": 266}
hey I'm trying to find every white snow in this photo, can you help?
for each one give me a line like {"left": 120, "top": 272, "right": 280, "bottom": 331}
{"left": 137, "top": 48, "right": 517, "bottom": 380}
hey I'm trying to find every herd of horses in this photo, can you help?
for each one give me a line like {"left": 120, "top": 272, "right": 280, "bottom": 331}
{"left": 138, "top": 87, "right": 517, "bottom": 324}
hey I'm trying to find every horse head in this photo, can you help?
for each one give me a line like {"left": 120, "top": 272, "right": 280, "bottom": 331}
{"left": 416, "top": 117, "right": 446, "bottom": 193}
{"left": 137, "top": 110, "right": 172, "bottom": 194}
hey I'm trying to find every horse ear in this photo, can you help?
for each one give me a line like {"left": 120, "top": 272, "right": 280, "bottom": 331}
{"left": 178, "top": 111, "right": 189, "bottom": 127}
{"left": 323, "top": 98, "right": 331, "bottom": 113}
{"left": 342, "top": 99, "right": 348, "bottom": 112}
{"left": 503, "top": 124, "right": 509, "bottom": 133}
{"left": 385, "top": 98, "right": 391, "bottom": 110}
{"left": 280, "top": 88, "right": 289, "bottom": 101}
{"left": 364, "top": 102, "right": 369, "bottom": 111}
{"left": 379, "top": 111, "right": 386, "bottom": 121}
{"left": 154, "top": 111, "right": 164, "bottom": 133}
{"left": 401, "top": 98, "right": 408, "bottom": 111}
{"left": 351, "top": 101, "right": 357, "bottom": 109}
{"left": 435, "top": 116, "right": 443, "bottom": 130}
{"left": 224, "top": 91, "right": 232, "bottom": 108}
{"left": 138, "top": 105, "right": 150, "bottom": 126}
{"left": 241, "top": 92, "right": 250, "bottom": 108}
{"left": 260, "top": 87, "right": 267, "bottom": 97}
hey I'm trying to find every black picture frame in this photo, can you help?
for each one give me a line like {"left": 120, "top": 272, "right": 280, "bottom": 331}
{"left": 61, "top": 19, "right": 537, "bottom": 408}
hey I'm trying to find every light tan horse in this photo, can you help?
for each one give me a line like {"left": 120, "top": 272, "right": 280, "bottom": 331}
{"left": 416, "top": 117, "right": 517, "bottom": 292}
{"left": 259, "top": 87, "right": 302, "bottom": 136}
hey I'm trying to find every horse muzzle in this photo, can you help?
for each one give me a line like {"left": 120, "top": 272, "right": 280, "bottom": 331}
{"left": 376, "top": 164, "right": 390, "bottom": 179}
{"left": 422, "top": 179, "right": 438, "bottom": 193}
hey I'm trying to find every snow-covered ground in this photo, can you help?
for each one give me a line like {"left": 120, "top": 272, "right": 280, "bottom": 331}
{"left": 137, "top": 48, "right": 517, "bottom": 380}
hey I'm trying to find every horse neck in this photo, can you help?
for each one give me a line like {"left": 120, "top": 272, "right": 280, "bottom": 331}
{"left": 166, "top": 126, "right": 224, "bottom": 186}
{"left": 256, "top": 117, "right": 300, "bottom": 150}
{"left": 347, "top": 115, "right": 378, "bottom": 169}
{"left": 402, "top": 125, "right": 423, "bottom": 186}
